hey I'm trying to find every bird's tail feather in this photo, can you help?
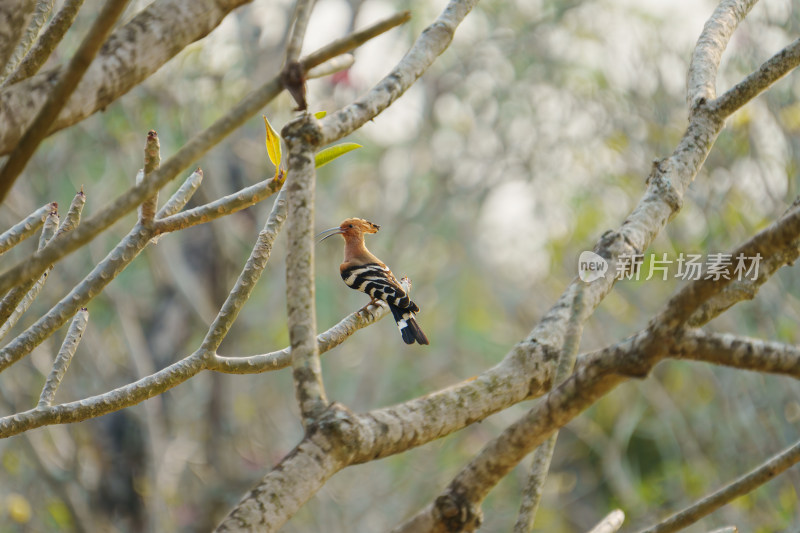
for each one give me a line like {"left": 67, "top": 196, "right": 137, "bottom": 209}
{"left": 389, "top": 305, "right": 429, "bottom": 345}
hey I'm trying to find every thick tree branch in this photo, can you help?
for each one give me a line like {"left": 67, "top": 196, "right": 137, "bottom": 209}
{"left": 0, "top": 0, "right": 56, "bottom": 84}
{"left": 215, "top": 405, "right": 355, "bottom": 532}
{"left": 2, "top": 0, "right": 84, "bottom": 86}
{"left": 687, "top": 0, "right": 758, "bottom": 109}
{"left": 0, "top": 0, "right": 253, "bottom": 155}
{"left": 0, "top": 0, "right": 37, "bottom": 76}
{"left": 0, "top": 0, "right": 130, "bottom": 202}
{"left": 283, "top": 116, "right": 327, "bottom": 424}
{"left": 676, "top": 330, "right": 800, "bottom": 378}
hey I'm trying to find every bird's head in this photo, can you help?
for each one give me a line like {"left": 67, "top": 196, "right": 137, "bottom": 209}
{"left": 317, "top": 218, "right": 380, "bottom": 242}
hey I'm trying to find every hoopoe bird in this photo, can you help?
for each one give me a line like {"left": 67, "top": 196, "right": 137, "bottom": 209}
{"left": 318, "top": 218, "right": 429, "bottom": 345}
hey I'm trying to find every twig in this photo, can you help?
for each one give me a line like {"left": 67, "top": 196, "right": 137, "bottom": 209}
{"left": 3, "top": 0, "right": 85, "bottom": 86}
{"left": 307, "top": 54, "right": 354, "bottom": 79}
{"left": 0, "top": 207, "right": 58, "bottom": 341}
{"left": 0, "top": 190, "right": 83, "bottom": 328}
{"left": 139, "top": 130, "right": 160, "bottom": 224}
{"left": 636, "top": 439, "right": 800, "bottom": 533}
{"left": 283, "top": 116, "right": 327, "bottom": 425}
{"left": 299, "top": 11, "right": 410, "bottom": 72}
{"left": 0, "top": 201, "right": 52, "bottom": 254}
{"left": 155, "top": 168, "right": 203, "bottom": 218}
{"left": 37, "top": 308, "right": 88, "bottom": 407}
{"left": 0, "top": 0, "right": 131, "bottom": 202}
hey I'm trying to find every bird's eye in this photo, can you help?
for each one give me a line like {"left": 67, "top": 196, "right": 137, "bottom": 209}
{"left": 348, "top": 224, "right": 353, "bottom": 228}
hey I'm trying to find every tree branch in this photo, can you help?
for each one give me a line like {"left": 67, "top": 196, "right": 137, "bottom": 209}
{"left": 586, "top": 510, "right": 625, "bottom": 533}
{"left": 37, "top": 307, "right": 88, "bottom": 407}
{"left": 0, "top": 0, "right": 37, "bottom": 76}
{"left": 0, "top": 11, "right": 411, "bottom": 301}
{"left": 0, "top": 0, "right": 130, "bottom": 202}
{"left": 283, "top": 116, "right": 327, "bottom": 425}
{"left": 514, "top": 285, "right": 586, "bottom": 532}
{"left": 676, "top": 329, "right": 800, "bottom": 378}
{"left": 0, "top": 0, "right": 56, "bottom": 84}
{"left": 0, "top": 0, "right": 253, "bottom": 155}
{"left": 711, "top": 37, "right": 800, "bottom": 117}
{"left": 636, "top": 438, "right": 800, "bottom": 533}
{"left": 2, "top": 0, "right": 84, "bottom": 86}
{"left": 318, "top": 0, "right": 478, "bottom": 145}
{"left": 209, "top": 300, "right": 388, "bottom": 374}
{"left": 0, "top": 201, "right": 52, "bottom": 254}
{"left": 687, "top": 0, "right": 758, "bottom": 109}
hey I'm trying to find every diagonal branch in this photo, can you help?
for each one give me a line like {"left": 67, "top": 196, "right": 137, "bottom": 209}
{"left": 514, "top": 285, "right": 586, "bottom": 532}
{"left": 0, "top": 10, "right": 412, "bottom": 300}
{"left": 209, "top": 300, "right": 389, "bottom": 373}
{"left": 0, "top": 0, "right": 57, "bottom": 84}
{"left": 0, "top": 0, "right": 130, "bottom": 202}
{"left": 636, "top": 438, "right": 800, "bottom": 533}
{"left": 37, "top": 307, "right": 88, "bottom": 407}
{"left": 318, "top": 0, "right": 478, "bottom": 145}
{"left": 0, "top": 184, "right": 288, "bottom": 438}
{"left": 711, "top": 37, "right": 800, "bottom": 118}
{"left": 0, "top": 0, "right": 253, "bottom": 155}
{"left": 0, "top": 201, "right": 52, "bottom": 254}
{"left": 2, "top": 0, "right": 84, "bottom": 86}
{"left": 0, "top": 0, "right": 37, "bottom": 75}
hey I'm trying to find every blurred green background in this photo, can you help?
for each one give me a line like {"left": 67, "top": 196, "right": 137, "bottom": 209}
{"left": 2, "top": 0, "right": 800, "bottom": 531}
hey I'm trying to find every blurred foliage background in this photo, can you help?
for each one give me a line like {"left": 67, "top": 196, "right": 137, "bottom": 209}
{"left": 2, "top": 0, "right": 800, "bottom": 531}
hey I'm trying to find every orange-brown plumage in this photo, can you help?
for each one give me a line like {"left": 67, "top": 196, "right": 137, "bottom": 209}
{"left": 318, "top": 218, "right": 429, "bottom": 345}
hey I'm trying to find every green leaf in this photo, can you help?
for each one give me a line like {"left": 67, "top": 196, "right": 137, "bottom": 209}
{"left": 263, "top": 115, "right": 281, "bottom": 169}
{"left": 315, "top": 143, "right": 361, "bottom": 168}
{"left": 314, "top": 111, "right": 327, "bottom": 119}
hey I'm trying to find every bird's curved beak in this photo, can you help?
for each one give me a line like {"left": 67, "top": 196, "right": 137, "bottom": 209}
{"left": 316, "top": 227, "right": 343, "bottom": 243}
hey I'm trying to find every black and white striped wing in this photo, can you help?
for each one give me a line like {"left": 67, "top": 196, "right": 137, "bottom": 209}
{"left": 340, "top": 263, "right": 417, "bottom": 311}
